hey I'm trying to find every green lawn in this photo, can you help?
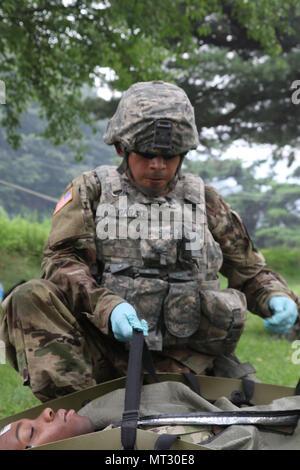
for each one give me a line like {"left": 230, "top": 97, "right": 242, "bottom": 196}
{"left": 236, "top": 312, "right": 299, "bottom": 387}
{"left": 0, "top": 364, "right": 40, "bottom": 419}
{"left": 0, "top": 251, "right": 42, "bottom": 293}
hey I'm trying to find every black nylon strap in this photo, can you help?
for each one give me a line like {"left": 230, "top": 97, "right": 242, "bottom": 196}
{"left": 243, "top": 378, "right": 255, "bottom": 404}
{"left": 230, "top": 378, "right": 255, "bottom": 407}
{"left": 295, "top": 378, "right": 300, "bottom": 396}
{"left": 154, "top": 433, "right": 179, "bottom": 450}
{"left": 142, "top": 341, "right": 159, "bottom": 383}
{"left": 121, "top": 330, "right": 144, "bottom": 449}
{"left": 182, "top": 372, "right": 201, "bottom": 395}
{"left": 121, "top": 330, "right": 159, "bottom": 449}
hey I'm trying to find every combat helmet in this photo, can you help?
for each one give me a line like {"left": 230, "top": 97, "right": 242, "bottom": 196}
{"left": 103, "top": 80, "right": 199, "bottom": 195}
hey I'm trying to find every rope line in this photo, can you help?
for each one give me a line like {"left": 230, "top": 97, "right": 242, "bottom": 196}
{"left": 0, "top": 179, "right": 58, "bottom": 203}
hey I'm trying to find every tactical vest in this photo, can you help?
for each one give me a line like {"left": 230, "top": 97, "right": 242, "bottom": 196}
{"left": 95, "top": 166, "right": 247, "bottom": 354}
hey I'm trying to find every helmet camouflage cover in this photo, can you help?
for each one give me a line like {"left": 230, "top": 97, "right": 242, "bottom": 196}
{"left": 103, "top": 80, "right": 199, "bottom": 157}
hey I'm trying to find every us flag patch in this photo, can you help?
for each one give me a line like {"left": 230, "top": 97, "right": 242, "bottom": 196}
{"left": 53, "top": 188, "right": 73, "bottom": 215}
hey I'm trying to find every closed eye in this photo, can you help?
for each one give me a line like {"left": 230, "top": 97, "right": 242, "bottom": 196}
{"left": 29, "top": 426, "right": 34, "bottom": 441}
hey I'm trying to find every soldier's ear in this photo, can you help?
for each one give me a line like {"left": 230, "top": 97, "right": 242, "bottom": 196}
{"left": 115, "top": 143, "right": 123, "bottom": 157}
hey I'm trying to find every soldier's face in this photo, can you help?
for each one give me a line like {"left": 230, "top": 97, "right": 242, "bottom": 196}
{"left": 0, "top": 407, "right": 94, "bottom": 450}
{"left": 127, "top": 152, "right": 181, "bottom": 193}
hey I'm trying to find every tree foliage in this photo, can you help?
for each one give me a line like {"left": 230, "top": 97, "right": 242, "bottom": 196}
{"left": 174, "top": 47, "right": 300, "bottom": 162}
{"left": 0, "top": 103, "right": 116, "bottom": 217}
{"left": 0, "top": 0, "right": 299, "bottom": 160}
{"left": 184, "top": 155, "right": 300, "bottom": 249}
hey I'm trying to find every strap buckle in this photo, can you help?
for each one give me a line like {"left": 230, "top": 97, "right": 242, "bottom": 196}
{"left": 122, "top": 409, "right": 139, "bottom": 424}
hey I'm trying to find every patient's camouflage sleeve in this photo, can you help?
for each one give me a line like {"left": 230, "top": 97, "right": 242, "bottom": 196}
{"left": 146, "top": 424, "right": 214, "bottom": 445}
{"left": 205, "top": 184, "right": 300, "bottom": 319}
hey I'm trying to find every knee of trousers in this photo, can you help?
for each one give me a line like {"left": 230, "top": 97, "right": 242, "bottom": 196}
{"left": 3, "top": 279, "right": 61, "bottom": 325}
{"left": 0, "top": 279, "right": 62, "bottom": 373}
{"left": 11, "top": 277, "right": 52, "bottom": 298}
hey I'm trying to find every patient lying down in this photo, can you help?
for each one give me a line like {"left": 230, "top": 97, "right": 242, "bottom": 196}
{"left": 0, "top": 407, "right": 94, "bottom": 450}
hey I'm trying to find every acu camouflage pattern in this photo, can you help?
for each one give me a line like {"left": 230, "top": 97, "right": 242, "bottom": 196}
{"left": 1, "top": 167, "right": 299, "bottom": 401}
{"left": 103, "top": 81, "right": 199, "bottom": 156}
{"left": 103, "top": 423, "right": 214, "bottom": 445}
{"left": 144, "top": 424, "right": 214, "bottom": 445}
{"left": 95, "top": 165, "right": 247, "bottom": 355}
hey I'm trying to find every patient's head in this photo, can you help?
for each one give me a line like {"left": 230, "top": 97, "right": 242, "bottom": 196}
{"left": 0, "top": 407, "right": 94, "bottom": 450}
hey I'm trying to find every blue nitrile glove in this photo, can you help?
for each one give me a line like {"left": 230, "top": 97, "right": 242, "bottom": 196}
{"left": 110, "top": 302, "right": 148, "bottom": 342}
{"left": 264, "top": 296, "right": 298, "bottom": 334}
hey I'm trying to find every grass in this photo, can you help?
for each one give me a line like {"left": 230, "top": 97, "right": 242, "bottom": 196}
{"left": 236, "top": 312, "right": 299, "bottom": 387}
{"left": 0, "top": 211, "right": 299, "bottom": 418}
{"left": 0, "top": 208, "right": 50, "bottom": 261}
{"left": 235, "top": 278, "right": 300, "bottom": 387}
{"left": 261, "top": 248, "right": 300, "bottom": 280}
{"left": 0, "top": 250, "right": 42, "bottom": 293}
{"left": 0, "top": 365, "right": 40, "bottom": 418}
{"left": 236, "top": 256, "right": 300, "bottom": 388}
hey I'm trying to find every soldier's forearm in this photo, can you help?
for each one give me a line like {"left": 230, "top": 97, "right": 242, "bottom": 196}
{"left": 242, "top": 269, "right": 300, "bottom": 319}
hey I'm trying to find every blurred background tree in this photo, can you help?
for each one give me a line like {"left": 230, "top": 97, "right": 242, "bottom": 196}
{"left": 184, "top": 156, "right": 300, "bottom": 248}
{"left": 0, "top": 0, "right": 299, "bottom": 248}
{"left": 0, "top": 0, "right": 299, "bottom": 163}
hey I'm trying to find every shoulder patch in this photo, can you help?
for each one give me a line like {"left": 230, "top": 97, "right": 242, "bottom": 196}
{"left": 53, "top": 188, "right": 73, "bottom": 215}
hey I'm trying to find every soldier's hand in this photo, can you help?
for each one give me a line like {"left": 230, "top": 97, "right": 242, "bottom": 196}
{"left": 110, "top": 302, "right": 148, "bottom": 342}
{"left": 264, "top": 296, "right": 298, "bottom": 334}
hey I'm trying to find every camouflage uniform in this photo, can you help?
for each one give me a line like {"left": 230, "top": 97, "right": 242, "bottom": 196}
{"left": 1, "top": 81, "right": 299, "bottom": 401}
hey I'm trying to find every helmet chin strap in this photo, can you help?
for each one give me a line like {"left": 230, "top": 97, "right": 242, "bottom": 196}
{"left": 117, "top": 153, "right": 183, "bottom": 197}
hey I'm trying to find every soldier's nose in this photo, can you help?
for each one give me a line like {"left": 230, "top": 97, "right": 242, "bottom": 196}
{"left": 149, "top": 156, "right": 166, "bottom": 169}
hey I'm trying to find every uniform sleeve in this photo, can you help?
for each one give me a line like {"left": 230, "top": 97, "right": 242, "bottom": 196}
{"left": 41, "top": 170, "right": 125, "bottom": 335}
{"left": 205, "top": 184, "right": 300, "bottom": 319}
